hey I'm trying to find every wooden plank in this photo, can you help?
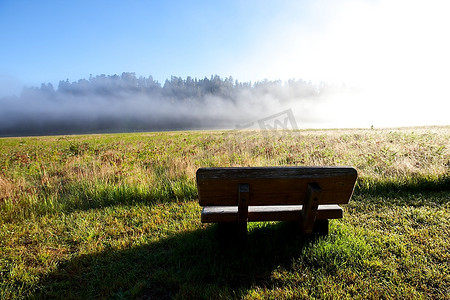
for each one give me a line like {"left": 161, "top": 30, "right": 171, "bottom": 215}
{"left": 237, "top": 183, "right": 249, "bottom": 236}
{"left": 238, "top": 183, "right": 249, "bottom": 222}
{"left": 197, "top": 167, "right": 357, "bottom": 206}
{"left": 201, "top": 204, "right": 343, "bottom": 223}
{"left": 301, "top": 183, "right": 321, "bottom": 234}
{"left": 197, "top": 166, "right": 356, "bottom": 180}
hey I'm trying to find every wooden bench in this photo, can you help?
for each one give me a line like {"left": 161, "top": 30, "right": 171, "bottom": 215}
{"left": 196, "top": 166, "right": 357, "bottom": 237}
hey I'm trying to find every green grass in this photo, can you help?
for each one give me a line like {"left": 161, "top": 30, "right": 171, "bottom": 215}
{"left": 0, "top": 126, "right": 449, "bottom": 299}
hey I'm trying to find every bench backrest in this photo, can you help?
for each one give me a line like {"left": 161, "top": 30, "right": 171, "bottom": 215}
{"left": 197, "top": 166, "right": 357, "bottom": 206}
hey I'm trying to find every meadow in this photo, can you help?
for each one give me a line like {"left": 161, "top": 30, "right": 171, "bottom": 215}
{"left": 0, "top": 126, "right": 449, "bottom": 299}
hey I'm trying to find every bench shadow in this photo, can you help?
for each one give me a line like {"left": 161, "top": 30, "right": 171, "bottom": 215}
{"left": 33, "top": 222, "right": 316, "bottom": 299}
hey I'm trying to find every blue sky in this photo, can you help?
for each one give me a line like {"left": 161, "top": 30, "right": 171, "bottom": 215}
{"left": 0, "top": 0, "right": 312, "bottom": 93}
{"left": 1, "top": 0, "right": 449, "bottom": 127}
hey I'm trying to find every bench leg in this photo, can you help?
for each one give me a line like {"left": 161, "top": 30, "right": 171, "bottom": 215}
{"left": 217, "top": 222, "right": 235, "bottom": 236}
{"left": 313, "top": 219, "right": 329, "bottom": 236}
{"left": 237, "top": 221, "right": 247, "bottom": 242}
{"left": 217, "top": 222, "right": 247, "bottom": 244}
{"left": 301, "top": 183, "right": 321, "bottom": 234}
{"left": 237, "top": 183, "right": 249, "bottom": 242}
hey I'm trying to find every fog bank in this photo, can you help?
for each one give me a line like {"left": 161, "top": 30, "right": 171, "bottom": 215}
{"left": 1, "top": 73, "right": 355, "bottom": 136}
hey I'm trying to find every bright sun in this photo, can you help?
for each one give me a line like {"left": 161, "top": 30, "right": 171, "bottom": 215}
{"left": 242, "top": 0, "right": 450, "bottom": 128}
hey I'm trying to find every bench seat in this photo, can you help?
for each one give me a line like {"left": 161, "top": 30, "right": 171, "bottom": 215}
{"left": 202, "top": 204, "right": 343, "bottom": 223}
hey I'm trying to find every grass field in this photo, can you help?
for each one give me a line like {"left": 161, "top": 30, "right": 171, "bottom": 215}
{"left": 1, "top": 126, "right": 449, "bottom": 299}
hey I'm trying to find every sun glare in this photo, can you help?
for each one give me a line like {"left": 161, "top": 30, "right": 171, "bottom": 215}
{"left": 249, "top": 0, "right": 450, "bottom": 128}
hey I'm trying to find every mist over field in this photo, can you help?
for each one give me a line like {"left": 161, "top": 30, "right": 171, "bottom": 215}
{"left": 0, "top": 73, "right": 354, "bottom": 136}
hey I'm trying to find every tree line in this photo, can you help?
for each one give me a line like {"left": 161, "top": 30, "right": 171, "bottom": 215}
{"left": 19, "top": 73, "right": 323, "bottom": 101}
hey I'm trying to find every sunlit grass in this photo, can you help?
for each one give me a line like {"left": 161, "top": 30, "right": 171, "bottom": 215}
{"left": 0, "top": 126, "right": 449, "bottom": 299}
